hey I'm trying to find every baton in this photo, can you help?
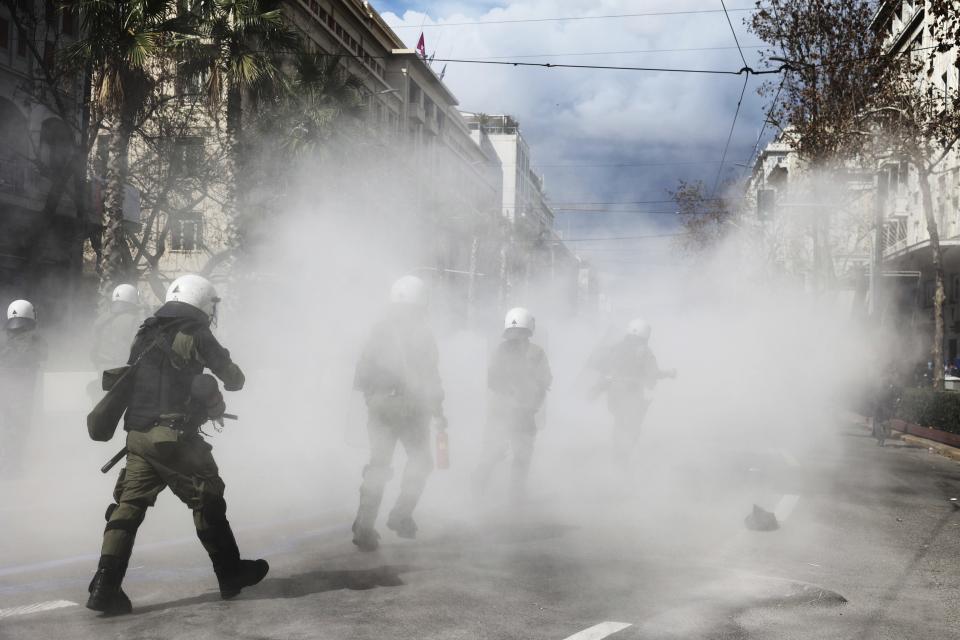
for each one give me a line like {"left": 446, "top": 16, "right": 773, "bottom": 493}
{"left": 99, "top": 415, "right": 238, "bottom": 474}
{"left": 101, "top": 447, "right": 128, "bottom": 474}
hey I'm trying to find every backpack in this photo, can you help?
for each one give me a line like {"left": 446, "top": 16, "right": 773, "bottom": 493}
{"left": 86, "top": 322, "right": 184, "bottom": 442}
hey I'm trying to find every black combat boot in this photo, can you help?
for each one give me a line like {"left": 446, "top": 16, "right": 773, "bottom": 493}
{"left": 203, "top": 521, "right": 269, "bottom": 599}
{"left": 352, "top": 520, "right": 381, "bottom": 551}
{"left": 386, "top": 511, "right": 418, "bottom": 539}
{"left": 86, "top": 555, "right": 132, "bottom": 615}
{"left": 213, "top": 558, "right": 270, "bottom": 599}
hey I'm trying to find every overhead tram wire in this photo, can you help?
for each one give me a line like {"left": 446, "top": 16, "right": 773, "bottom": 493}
{"left": 709, "top": 0, "right": 755, "bottom": 197}
{"left": 425, "top": 57, "right": 781, "bottom": 76}
{"left": 483, "top": 44, "right": 768, "bottom": 60}
{"left": 710, "top": 74, "right": 750, "bottom": 196}
{"left": 386, "top": 7, "right": 759, "bottom": 29}
{"left": 720, "top": 0, "right": 749, "bottom": 70}
{"left": 741, "top": 75, "right": 785, "bottom": 178}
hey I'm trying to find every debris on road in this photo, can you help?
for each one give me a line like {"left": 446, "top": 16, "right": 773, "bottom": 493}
{"left": 745, "top": 504, "right": 779, "bottom": 531}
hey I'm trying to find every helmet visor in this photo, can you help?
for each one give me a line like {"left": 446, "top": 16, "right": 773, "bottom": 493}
{"left": 5, "top": 316, "right": 36, "bottom": 331}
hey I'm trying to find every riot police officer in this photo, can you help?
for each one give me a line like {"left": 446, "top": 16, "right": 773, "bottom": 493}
{"left": 91, "top": 284, "right": 144, "bottom": 372}
{"left": 474, "top": 308, "right": 552, "bottom": 496}
{"left": 0, "top": 300, "right": 47, "bottom": 476}
{"left": 593, "top": 317, "right": 675, "bottom": 464}
{"left": 86, "top": 274, "right": 267, "bottom": 615}
{"left": 351, "top": 275, "right": 446, "bottom": 552}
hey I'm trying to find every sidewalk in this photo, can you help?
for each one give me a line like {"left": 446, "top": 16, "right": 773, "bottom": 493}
{"left": 849, "top": 412, "right": 960, "bottom": 462}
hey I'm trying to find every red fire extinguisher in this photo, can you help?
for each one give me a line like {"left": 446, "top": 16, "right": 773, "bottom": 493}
{"left": 436, "top": 430, "right": 450, "bottom": 470}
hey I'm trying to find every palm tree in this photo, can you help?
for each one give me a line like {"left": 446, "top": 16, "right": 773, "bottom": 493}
{"left": 68, "top": 0, "right": 183, "bottom": 290}
{"left": 273, "top": 51, "right": 366, "bottom": 158}
{"left": 178, "top": 0, "right": 297, "bottom": 234}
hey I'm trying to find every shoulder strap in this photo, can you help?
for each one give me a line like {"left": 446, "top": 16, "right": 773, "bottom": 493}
{"left": 129, "top": 319, "right": 192, "bottom": 368}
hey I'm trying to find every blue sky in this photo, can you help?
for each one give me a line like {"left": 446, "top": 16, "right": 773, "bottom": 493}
{"left": 374, "top": 1, "right": 771, "bottom": 278}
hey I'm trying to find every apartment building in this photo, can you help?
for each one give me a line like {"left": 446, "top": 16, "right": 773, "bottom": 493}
{"left": 872, "top": 0, "right": 960, "bottom": 361}
{"left": 461, "top": 113, "right": 578, "bottom": 308}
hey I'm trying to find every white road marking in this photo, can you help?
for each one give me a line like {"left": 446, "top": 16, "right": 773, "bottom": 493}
{"left": 562, "top": 622, "right": 632, "bottom": 639}
{"left": 774, "top": 494, "right": 801, "bottom": 522}
{"left": 0, "top": 600, "right": 77, "bottom": 619}
{"left": 778, "top": 449, "right": 800, "bottom": 468}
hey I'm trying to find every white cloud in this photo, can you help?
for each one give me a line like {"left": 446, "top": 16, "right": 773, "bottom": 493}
{"left": 377, "top": 0, "right": 770, "bottom": 271}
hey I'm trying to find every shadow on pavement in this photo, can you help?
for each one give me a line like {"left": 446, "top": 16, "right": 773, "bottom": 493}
{"left": 134, "top": 565, "right": 411, "bottom": 615}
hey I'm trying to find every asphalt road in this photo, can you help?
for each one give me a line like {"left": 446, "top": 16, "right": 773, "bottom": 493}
{"left": 2, "top": 417, "right": 959, "bottom": 640}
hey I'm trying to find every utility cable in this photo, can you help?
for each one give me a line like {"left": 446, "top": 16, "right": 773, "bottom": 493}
{"left": 387, "top": 7, "right": 759, "bottom": 29}
{"left": 720, "top": 0, "right": 749, "bottom": 69}
{"left": 741, "top": 74, "right": 785, "bottom": 178}
{"left": 711, "top": 73, "right": 750, "bottom": 196}
{"left": 482, "top": 44, "right": 768, "bottom": 60}
{"left": 427, "top": 57, "right": 780, "bottom": 76}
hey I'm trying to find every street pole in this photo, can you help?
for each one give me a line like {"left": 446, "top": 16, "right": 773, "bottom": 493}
{"left": 467, "top": 234, "right": 479, "bottom": 326}
{"left": 871, "top": 170, "right": 888, "bottom": 324}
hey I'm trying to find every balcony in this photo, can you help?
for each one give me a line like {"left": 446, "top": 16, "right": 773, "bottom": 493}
{"left": 883, "top": 215, "right": 909, "bottom": 256}
{"left": 408, "top": 102, "right": 425, "bottom": 123}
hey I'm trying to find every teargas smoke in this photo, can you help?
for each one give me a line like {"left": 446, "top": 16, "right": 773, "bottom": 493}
{"left": 0, "top": 136, "right": 884, "bottom": 622}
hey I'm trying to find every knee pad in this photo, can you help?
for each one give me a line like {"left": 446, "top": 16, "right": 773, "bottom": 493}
{"left": 104, "top": 500, "right": 147, "bottom": 533}
{"left": 104, "top": 503, "right": 118, "bottom": 522}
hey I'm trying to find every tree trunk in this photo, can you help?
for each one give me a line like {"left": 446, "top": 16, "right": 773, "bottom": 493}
{"left": 225, "top": 83, "right": 244, "bottom": 245}
{"left": 100, "top": 112, "right": 135, "bottom": 292}
{"left": 918, "top": 168, "right": 946, "bottom": 391}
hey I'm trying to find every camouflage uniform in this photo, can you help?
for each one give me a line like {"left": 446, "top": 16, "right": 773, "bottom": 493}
{"left": 93, "top": 301, "right": 248, "bottom": 609}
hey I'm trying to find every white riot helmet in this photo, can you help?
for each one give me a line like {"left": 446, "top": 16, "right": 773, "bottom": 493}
{"left": 111, "top": 284, "right": 139, "bottom": 308}
{"left": 6, "top": 299, "right": 37, "bottom": 331}
{"left": 389, "top": 275, "right": 428, "bottom": 307}
{"left": 627, "top": 317, "right": 652, "bottom": 341}
{"left": 165, "top": 274, "right": 219, "bottom": 319}
{"left": 504, "top": 307, "right": 535, "bottom": 334}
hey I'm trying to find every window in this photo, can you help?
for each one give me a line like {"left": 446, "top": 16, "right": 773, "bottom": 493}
{"left": 16, "top": 28, "right": 26, "bottom": 56}
{"left": 170, "top": 137, "right": 204, "bottom": 177}
{"left": 170, "top": 213, "right": 202, "bottom": 252}
{"left": 310, "top": 0, "right": 318, "bottom": 14}
{"left": 45, "top": 0, "right": 56, "bottom": 25}
{"left": 0, "top": 18, "right": 8, "bottom": 49}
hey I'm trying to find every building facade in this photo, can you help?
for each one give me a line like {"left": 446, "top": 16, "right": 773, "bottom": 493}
{"left": 0, "top": 0, "right": 89, "bottom": 327}
{"left": 461, "top": 113, "right": 567, "bottom": 309}
{"left": 872, "top": 0, "right": 960, "bottom": 363}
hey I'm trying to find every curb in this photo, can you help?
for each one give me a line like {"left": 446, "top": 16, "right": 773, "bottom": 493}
{"left": 850, "top": 413, "right": 960, "bottom": 463}
{"left": 896, "top": 433, "right": 960, "bottom": 463}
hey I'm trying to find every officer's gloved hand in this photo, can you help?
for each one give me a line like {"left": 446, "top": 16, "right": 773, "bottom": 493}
{"left": 665, "top": 369, "right": 678, "bottom": 379}
{"left": 433, "top": 415, "right": 448, "bottom": 431}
